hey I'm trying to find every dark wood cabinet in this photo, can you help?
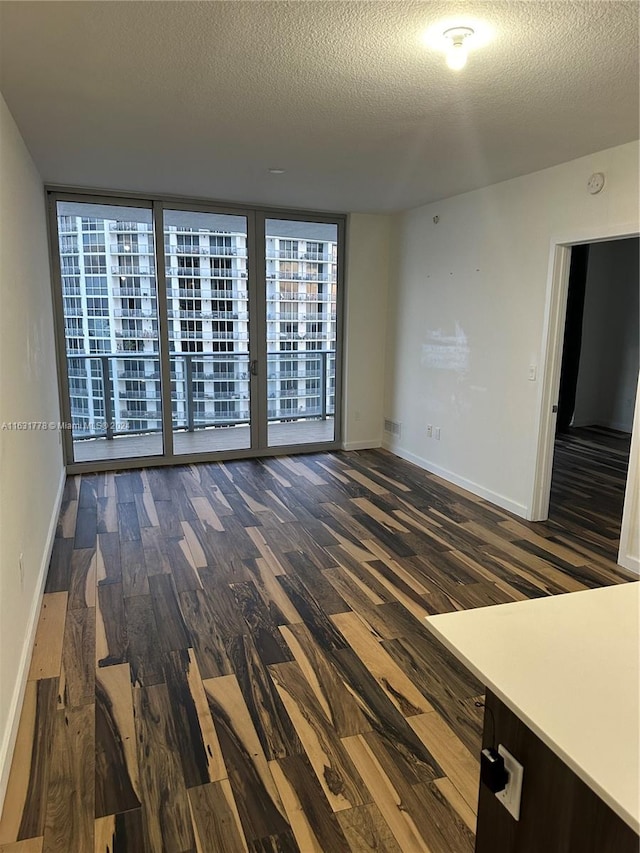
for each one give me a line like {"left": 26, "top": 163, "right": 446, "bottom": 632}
{"left": 475, "top": 691, "right": 639, "bottom": 853}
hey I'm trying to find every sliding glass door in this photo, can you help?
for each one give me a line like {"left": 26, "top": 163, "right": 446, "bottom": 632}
{"left": 50, "top": 193, "right": 343, "bottom": 469}
{"left": 163, "top": 209, "right": 252, "bottom": 455}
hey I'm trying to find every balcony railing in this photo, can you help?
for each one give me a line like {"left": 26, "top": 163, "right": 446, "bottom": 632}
{"left": 110, "top": 243, "right": 154, "bottom": 256}
{"left": 165, "top": 267, "right": 202, "bottom": 278}
{"left": 302, "top": 251, "right": 329, "bottom": 261}
{"left": 112, "top": 265, "right": 154, "bottom": 276}
{"left": 117, "top": 369, "right": 160, "bottom": 379}
{"left": 266, "top": 292, "right": 333, "bottom": 302}
{"left": 274, "top": 272, "right": 334, "bottom": 282}
{"left": 170, "top": 330, "right": 248, "bottom": 340}
{"left": 114, "top": 308, "right": 156, "bottom": 318}
{"left": 109, "top": 222, "right": 153, "bottom": 233}
{"left": 267, "top": 312, "right": 335, "bottom": 322}
{"left": 164, "top": 245, "right": 246, "bottom": 257}
{"left": 66, "top": 351, "right": 335, "bottom": 440}
{"left": 120, "top": 408, "right": 162, "bottom": 419}
{"left": 167, "top": 309, "right": 247, "bottom": 320}
{"left": 166, "top": 288, "right": 247, "bottom": 299}
{"left": 306, "top": 312, "right": 336, "bottom": 321}
{"left": 266, "top": 250, "right": 300, "bottom": 260}
{"left": 112, "top": 286, "right": 157, "bottom": 298}
{"left": 165, "top": 267, "right": 248, "bottom": 279}
{"left": 114, "top": 329, "right": 158, "bottom": 339}
{"left": 119, "top": 389, "right": 157, "bottom": 400}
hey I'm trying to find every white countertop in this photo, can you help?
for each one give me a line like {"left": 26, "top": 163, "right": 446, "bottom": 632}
{"left": 425, "top": 582, "right": 640, "bottom": 833}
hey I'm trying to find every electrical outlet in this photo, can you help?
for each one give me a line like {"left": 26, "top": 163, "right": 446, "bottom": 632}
{"left": 496, "top": 744, "right": 524, "bottom": 820}
{"left": 427, "top": 424, "right": 433, "bottom": 437}
{"left": 19, "top": 552, "right": 24, "bottom": 590}
{"left": 434, "top": 427, "right": 441, "bottom": 440}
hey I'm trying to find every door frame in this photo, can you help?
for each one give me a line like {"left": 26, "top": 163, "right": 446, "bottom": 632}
{"left": 529, "top": 222, "right": 639, "bottom": 570}
{"left": 46, "top": 186, "right": 346, "bottom": 473}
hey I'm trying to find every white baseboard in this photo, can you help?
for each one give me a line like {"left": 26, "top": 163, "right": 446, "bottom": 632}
{"left": 617, "top": 553, "right": 639, "bottom": 575}
{"left": 382, "top": 439, "right": 528, "bottom": 518}
{"left": 342, "top": 439, "right": 382, "bottom": 451}
{"left": 0, "top": 467, "right": 66, "bottom": 814}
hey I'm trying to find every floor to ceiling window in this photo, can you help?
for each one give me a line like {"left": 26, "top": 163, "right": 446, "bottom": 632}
{"left": 265, "top": 219, "right": 338, "bottom": 448}
{"left": 56, "top": 201, "right": 164, "bottom": 462}
{"left": 49, "top": 193, "right": 344, "bottom": 470}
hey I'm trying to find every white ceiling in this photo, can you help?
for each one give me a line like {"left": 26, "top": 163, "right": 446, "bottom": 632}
{"left": 0, "top": 1, "right": 638, "bottom": 213}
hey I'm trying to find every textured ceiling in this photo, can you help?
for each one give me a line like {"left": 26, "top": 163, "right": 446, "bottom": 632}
{"left": 0, "top": 1, "right": 638, "bottom": 212}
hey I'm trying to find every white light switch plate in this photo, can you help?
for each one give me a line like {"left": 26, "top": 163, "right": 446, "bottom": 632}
{"left": 496, "top": 744, "right": 524, "bottom": 820}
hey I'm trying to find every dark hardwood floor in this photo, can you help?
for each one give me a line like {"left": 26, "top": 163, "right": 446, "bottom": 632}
{"left": 549, "top": 426, "right": 632, "bottom": 562}
{"left": 0, "top": 441, "right": 633, "bottom": 853}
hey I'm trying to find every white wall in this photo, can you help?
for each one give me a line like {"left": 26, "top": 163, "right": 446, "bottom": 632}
{"left": 384, "top": 140, "right": 639, "bottom": 519}
{"left": 573, "top": 238, "right": 639, "bottom": 432}
{"left": 0, "top": 94, "right": 64, "bottom": 808}
{"left": 342, "top": 213, "right": 391, "bottom": 449}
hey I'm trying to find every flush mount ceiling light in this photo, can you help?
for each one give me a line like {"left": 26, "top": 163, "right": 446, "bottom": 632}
{"left": 422, "top": 18, "right": 493, "bottom": 71}
{"left": 443, "top": 26, "right": 474, "bottom": 70}
{"left": 268, "top": 168, "right": 285, "bottom": 175}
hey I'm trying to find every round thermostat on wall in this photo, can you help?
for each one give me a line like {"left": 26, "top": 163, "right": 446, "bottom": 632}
{"left": 587, "top": 172, "right": 605, "bottom": 194}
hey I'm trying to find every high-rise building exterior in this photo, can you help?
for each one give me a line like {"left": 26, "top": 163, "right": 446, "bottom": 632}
{"left": 56, "top": 207, "right": 337, "bottom": 449}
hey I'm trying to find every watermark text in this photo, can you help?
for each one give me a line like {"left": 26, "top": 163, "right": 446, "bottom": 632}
{"left": 2, "top": 421, "right": 129, "bottom": 431}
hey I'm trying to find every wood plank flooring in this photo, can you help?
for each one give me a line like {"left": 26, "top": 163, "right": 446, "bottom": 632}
{"left": 548, "top": 426, "right": 632, "bottom": 562}
{"left": 0, "top": 440, "right": 634, "bottom": 853}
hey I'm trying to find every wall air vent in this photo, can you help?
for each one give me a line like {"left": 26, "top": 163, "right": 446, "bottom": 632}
{"left": 384, "top": 419, "right": 401, "bottom": 437}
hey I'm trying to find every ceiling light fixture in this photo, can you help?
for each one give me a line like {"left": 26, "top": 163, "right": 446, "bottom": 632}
{"left": 268, "top": 168, "right": 285, "bottom": 175}
{"left": 422, "top": 18, "right": 493, "bottom": 69}
{"left": 443, "top": 26, "right": 474, "bottom": 70}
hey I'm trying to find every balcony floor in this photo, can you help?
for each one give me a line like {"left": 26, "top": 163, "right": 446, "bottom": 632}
{"left": 73, "top": 418, "right": 335, "bottom": 462}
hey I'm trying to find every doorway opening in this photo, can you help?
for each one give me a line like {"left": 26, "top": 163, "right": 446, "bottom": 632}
{"left": 548, "top": 237, "right": 639, "bottom": 559}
